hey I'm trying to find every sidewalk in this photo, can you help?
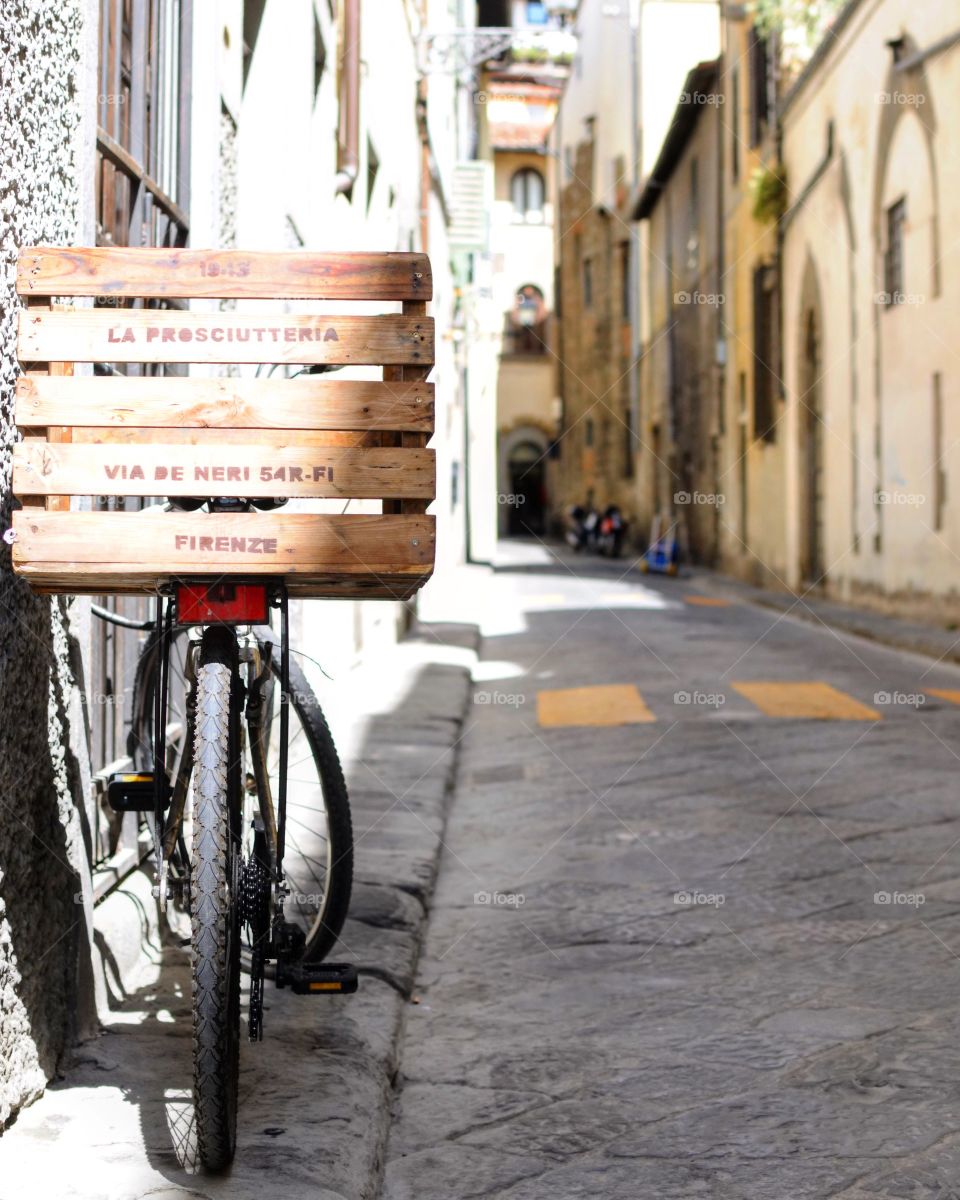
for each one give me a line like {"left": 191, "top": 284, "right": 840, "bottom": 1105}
{"left": 0, "top": 618, "right": 477, "bottom": 1200}
{"left": 682, "top": 567, "right": 960, "bottom": 669}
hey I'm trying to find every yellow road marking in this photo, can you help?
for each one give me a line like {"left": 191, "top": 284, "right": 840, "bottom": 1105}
{"left": 684, "top": 595, "right": 731, "bottom": 607}
{"left": 537, "top": 684, "right": 656, "bottom": 727}
{"left": 927, "top": 688, "right": 960, "bottom": 705}
{"left": 732, "top": 681, "right": 881, "bottom": 720}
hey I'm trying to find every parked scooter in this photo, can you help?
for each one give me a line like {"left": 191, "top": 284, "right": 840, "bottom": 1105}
{"left": 565, "top": 503, "right": 598, "bottom": 551}
{"left": 596, "top": 505, "right": 627, "bottom": 557}
{"left": 566, "top": 503, "right": 627, "bottom": 556}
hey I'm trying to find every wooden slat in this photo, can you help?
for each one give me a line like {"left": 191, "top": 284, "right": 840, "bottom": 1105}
{"left": 67, "top": 428, "right": 381, "bottom": 447}
{"left": 19, "top": 310, "right": 434, "bottom": 366}
{"left": 17, "top": 247, "right": 432, "bottom": 301}
{"left": 15, "top": 375, "right": 434, "bottom": 432}
{"left": 12, "top": 511, "right": 435, "bottom": 576}
{"left": 13, "top": 443, "right": 435, "bottom": 499}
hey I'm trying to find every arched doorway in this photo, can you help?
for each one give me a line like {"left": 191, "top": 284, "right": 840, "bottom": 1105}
{"left": 800, "top": 306, "right": 824, "bottom": 583}
{"left": 506, "top": 439, "right": 546, "bottom": 535}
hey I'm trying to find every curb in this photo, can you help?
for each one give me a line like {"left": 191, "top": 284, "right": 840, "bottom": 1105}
{"left": 346, "top": 621, "right": 479, "bottom": 1197}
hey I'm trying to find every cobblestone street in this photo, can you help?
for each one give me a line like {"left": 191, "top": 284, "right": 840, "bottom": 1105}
{"left": 4, "top": 546, "right": 960, "bottom": 1197}
{"left": 386, "top": 546, "right": 960, "bottom": 1199}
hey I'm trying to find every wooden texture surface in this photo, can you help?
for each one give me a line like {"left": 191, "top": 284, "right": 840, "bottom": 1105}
{"left": 15, "top": 376, "right": 434, "bottom": 431}
{"left": 19, "top": 310, "right": 434, "bottom": 366}
{"left": 13, "top": 442, "right": 435, "bottom": 499}
{"left": 12, "top": 511, "right": 435, "bottom": 580}
{"left": 17, "top": 247, "right": 432, "bottom": 301}
{"left": 64, "top": 428, "right": 381, "bottom": 447}
{"left": 12, "top": 246, "right": 437, "bottom": 598}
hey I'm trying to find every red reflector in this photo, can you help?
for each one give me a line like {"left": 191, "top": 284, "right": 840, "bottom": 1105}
{"left": 176, "top": 583, "right": 268, "bottom": 626}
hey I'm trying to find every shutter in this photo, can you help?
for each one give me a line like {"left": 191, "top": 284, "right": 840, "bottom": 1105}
{"left": 449, "top": 161, "right": 492, "bottom": 252}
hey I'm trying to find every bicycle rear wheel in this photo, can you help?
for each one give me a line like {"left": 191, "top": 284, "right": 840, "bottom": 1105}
{"left": 253, "top": 629, "right": 352, "bottom": 963}
{"left": 130, "top": 623, "right": 353, "bottom": 962}
{"left": 191, "top": 626, "right": 242, "bottom": 1171}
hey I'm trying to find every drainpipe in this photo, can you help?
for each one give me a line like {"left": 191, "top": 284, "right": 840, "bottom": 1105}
{"left": 335, "top": 0, "right": 360, "bottom": 196}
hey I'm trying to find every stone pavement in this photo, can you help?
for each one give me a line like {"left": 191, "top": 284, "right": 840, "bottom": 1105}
{"left": 686, "top": 565, "right": 960, "bottom": 669}
{"left": 5, "top": 543, "right": 960, "bottom": 1200}
{"left": 0, "top": 620, "right": 477, "bottom": 1200}
{"left": 384, "top": 544, "right": 960, "bottom": 1199}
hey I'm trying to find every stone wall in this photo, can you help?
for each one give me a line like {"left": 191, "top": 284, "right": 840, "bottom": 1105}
{"left": 0, "top": 0, "right": 95, "bottom": 1126}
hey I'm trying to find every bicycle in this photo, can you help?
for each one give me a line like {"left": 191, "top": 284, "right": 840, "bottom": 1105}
{"left": 99, "top": 568, "right": 355, "bottom": 1169}
{"left": 12, "top": 243, "right": 435, "bottom": 1171}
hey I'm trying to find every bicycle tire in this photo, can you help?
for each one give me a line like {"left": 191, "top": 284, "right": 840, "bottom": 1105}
{"left": 191, "top": 626, "right": 242, "bottom": 1171}
{"left": 130, "top": 623, "right": 353, "bottom": 962}
{"left": 253, "top": 626, "right": 353, "bottom": 963}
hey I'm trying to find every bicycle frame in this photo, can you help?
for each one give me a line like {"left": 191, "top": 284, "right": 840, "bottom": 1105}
{"left": 150, "top": 579, "right": 291, "bottom": 910}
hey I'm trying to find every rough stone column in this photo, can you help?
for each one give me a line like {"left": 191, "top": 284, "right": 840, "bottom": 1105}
{"left": 0, "top": 0, "right": 96, "bottom": 1126}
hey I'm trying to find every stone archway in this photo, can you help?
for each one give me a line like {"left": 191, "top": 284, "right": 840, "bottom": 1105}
{"left": 869, "top": 35, "right": 940, "bottom": 559}
{"left": 498, "top": 425, "right": 550, "bottom": 538}
{"left": 871, "top": 36, "right": 940, "bottom": 298}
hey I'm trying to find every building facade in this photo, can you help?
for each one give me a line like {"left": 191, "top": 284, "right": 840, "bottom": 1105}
{"left": 713, "top": 6, "right": 785, "bottom": 584}
{"left": 635, "top": 59, "right": 725, "bottom": 565}
{"left": 481, "top": 60, "right": 567, "bottom": 538}
{"left": 552, "top": 0, "right": 720, "bottom": 538}
{"left": 0, "top": 0, "right": 99, "bottom": 1128}
{"left": 627, "top": 0, "right": 960, "bottom": 616}
{"left": 779, "top": 0, "right": 960, "bottom": 615}
{"left": 0, "top": 0, "right": 473, "bottom": 1123}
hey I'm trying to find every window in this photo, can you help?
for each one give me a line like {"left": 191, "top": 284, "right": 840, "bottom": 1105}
{"left": 511, "top": 167, "right": 545, "bottom": 222}
{"left": 748, "top": 25, "right": 769, "bottom": 148}
{"left": 752, "top": 264, "right": 778, "bottom": 441}
{"left": 582, "top": 257, "right": 593, "bottom": 308}
{"left": 585, "top": 418, "right": 595, "bottom": 447}
{"left": 884, "top": 197, "right": 906, "bottom": 304}
{"left": 619, "top": 242, "right": 630, "bottom": 320}
{"left": 731, "top": 67, "right": 740, "bottom": 181}
{"left": 97, "top": 0, "right": 191, "bottom": 248}
{"left": 92, "top": 0, "right": 193, "bottom": 875}
{"left": 526, "top": 1, "right": 549, "bottom": 23}
{"left": 478, "top": 0, "right": 509, "bottom": 24}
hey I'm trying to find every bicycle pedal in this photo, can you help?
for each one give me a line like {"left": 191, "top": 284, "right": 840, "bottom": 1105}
{"left": 106, "top": 772, "right": 169, "bottom": 812}
{"left": 275, "top": 961, "right": 358, "bottom": 995}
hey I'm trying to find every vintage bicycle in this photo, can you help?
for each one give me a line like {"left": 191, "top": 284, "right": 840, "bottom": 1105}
{"left": 10, "top": 246, "right": 435, "bottom": 1169}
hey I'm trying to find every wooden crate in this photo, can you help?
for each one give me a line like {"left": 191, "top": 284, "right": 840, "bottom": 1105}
{"left": 11, "top": 247, "right": 436, "bottom": 600}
